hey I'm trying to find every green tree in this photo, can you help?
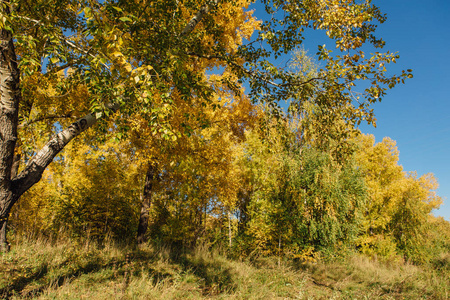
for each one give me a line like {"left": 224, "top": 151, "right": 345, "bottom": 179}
{"left": 234, "top": 112, "right": 366, "bottom": 257}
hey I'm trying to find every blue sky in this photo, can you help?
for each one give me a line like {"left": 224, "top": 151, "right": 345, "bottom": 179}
{"left": 357, "top": 0, "right": 450, "bottom": 220}
{"left": 248, "top": 1, "right": 450, "bottom": 220}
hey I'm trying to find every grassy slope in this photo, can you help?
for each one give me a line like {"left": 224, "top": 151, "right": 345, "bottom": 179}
{"left": 1, "top": 238, "right": 449, "bottom": 299}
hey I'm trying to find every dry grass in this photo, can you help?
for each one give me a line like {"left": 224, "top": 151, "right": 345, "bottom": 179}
{"left": 1, "top": 236, "right": 449, "bottom": 299}
{"left": 296, "top": 254, "right": 449, "bottom": 299}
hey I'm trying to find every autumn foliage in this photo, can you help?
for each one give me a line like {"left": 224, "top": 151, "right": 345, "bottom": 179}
{"left": 0, "top": 0, "right": 448, "bottom": 271}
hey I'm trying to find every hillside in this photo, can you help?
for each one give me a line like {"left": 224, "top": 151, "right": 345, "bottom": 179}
{"left": 1, "top": 237, "right": 449, "bottom": 299}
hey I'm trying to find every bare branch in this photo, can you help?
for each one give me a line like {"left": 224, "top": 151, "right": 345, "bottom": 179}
{"left": 15, "top": 15, "right": 41, "bottom": 26}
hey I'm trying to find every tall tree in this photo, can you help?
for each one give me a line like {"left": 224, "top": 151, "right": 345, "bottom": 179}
{"left": 0, "top": 0, "right": 255, "bottom": 251}
{"left": 0, "top": 0, "right": 411, "bottom": 251}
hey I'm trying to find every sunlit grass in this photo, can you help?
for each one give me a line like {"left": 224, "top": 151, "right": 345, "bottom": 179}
{"left": 1, "top": 236, "right": 449, "bottom": 299}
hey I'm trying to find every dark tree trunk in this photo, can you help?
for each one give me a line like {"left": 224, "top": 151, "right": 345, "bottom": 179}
{"left": 0, "top": 192, "right": 17, "bottom": 252}
{"left": 237, "top": 189, "right": 252, "bottom": 233}
{"left": 136, "top": 162, "right": 158, "bottom": 244}
{"left": 0, "top": 223, "right": 9, "bottom": 251}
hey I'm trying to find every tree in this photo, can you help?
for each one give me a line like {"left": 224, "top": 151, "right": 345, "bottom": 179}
{"left": 0, "top": 0, "right": 258, "bottom": 251}
{"left": 354, "top": 134, "right": 443, "bottom": 261}
{"left": 0, "top": 0, "right": 411, "bottom": 251}
{"left": 132, "top": 89, "right": 257, "bottom": 245}
{"left": 354, "top": 135, "right": 404, "bottom": 237}
{"left": 233, "top": 112, "right": 366, "bottom": 257}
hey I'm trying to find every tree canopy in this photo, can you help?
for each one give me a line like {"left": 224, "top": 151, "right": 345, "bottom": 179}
{"left": 1, "top": 0, "right": 441, "bottom": 265}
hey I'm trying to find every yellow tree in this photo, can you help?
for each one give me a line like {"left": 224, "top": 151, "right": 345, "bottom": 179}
{"left": 130, "top": 87, "right": 257, "bottom": 245}
{"left": 0, "top": 0, "right": 412, "bottom": 252}
{"left": 10, "top": 135, "right": 143, "bottom": 240}
{"left": 354, "top": 134, "right": 442, "bottom": 260}
{"left": 354, "top": 134, "right": 404, "bottom": 236}
{"left": 388, "top": 172, "right": 442, "bottom": 262}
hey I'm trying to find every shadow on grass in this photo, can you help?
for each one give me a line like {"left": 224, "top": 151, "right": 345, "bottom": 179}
{"left": 175, "top": 255, "right": 235, "bottom": 296}
{"left": 1, "top": 244, "right": 236, "bottom": 299}
{"left": 1, "top": 262, "right": 50, "bottom": 299}
{"left": 1, "top": 255, "right": 110, "bottom": 298}
{"left": 0, "top": 246, "right": 172, "bottom": 299}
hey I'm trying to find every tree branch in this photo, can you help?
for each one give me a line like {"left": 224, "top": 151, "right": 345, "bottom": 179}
{"left": 18, "top": 113, "right": 74, "bottom": 129}
{"left": 181, "top": 0, "right": 220, "bottom": 36}
{"left": 186, "top": 52, "right": 325, "bottom": 88}
{"left": 11, "top": 103, "right": 119, "bottom": 198}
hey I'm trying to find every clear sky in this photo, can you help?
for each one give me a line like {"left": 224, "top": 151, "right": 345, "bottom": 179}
{"left": 249, "top": 1, "right": 450, "bottom": 220}
{"left": 357, "top": 0, "right": 450, "bottom": 220}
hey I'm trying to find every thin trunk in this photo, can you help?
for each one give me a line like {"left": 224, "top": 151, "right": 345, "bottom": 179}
{"left": 203, "top": 197, "right": 207, "bottom": 238}
{"left": 228, "top": 210, "right": 232, "bottom": 248}
{"left": 136, "top": 162, "right": 157, "bottom": 244}
{"left": 278, "top": 234, "right": 282, "bottom": 267}
{"left": 237, "top": 188, "right": 251, "bottom": 233}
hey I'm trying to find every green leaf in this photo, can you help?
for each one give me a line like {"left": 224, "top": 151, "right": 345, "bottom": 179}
{"left": 119, "top": 17, "right": 132, "bottom": 22}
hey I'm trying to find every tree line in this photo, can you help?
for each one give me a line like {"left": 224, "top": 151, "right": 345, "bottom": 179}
{"left": 1, "top": 0, "right": 448, "bottom": 264}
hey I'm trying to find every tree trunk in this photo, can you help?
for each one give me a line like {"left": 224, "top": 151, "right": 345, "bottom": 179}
{"left": 0, "top": 219, "right": 10, "bottom": 251}
{"left": 0, "top": 110, "right": 111, "bottom": 251}
{"left": 237, "top": 188, "right": 251, "bottom": 233}
{"left": 228, "top": 210, "right": 232, "bottom": 248}
{"left": 278, "top": 234, "right": 282, "bottom": 267}
{"left": 0, "top": 6, "right": 21, "bottom": 251}
{"left": 136, "top": 162, "right": 158, "bottom": 244}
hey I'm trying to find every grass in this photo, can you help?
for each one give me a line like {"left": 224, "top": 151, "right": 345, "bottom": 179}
{"left": 1, "top": 236, "right": 449, "bottom": 299}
